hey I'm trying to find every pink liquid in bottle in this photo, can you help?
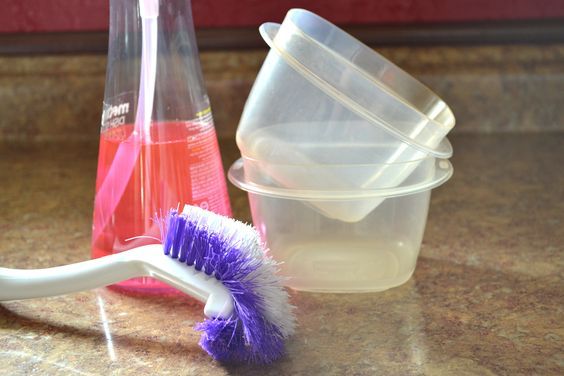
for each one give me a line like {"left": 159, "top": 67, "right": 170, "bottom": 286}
{"left": 91, "top": 121, "right": 231, "bottom": 292}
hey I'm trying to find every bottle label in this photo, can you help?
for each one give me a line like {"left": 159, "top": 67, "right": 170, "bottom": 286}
{"left": 187, "top": 106, "right": 231, "bottom": 214}
{"left": 101, "top": 92, "right": 136, "bottom": 131}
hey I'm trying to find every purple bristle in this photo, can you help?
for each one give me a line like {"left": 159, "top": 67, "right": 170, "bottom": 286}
{"left": 171, "top": 215, "right": 185, "bottom": 259}
{"left": 159, "top": 208, "right": 292, "bottom": 364}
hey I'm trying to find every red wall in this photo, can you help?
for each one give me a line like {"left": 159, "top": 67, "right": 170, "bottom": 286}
{"left": 1, "top": 0, "right": 563, "bottom": 33}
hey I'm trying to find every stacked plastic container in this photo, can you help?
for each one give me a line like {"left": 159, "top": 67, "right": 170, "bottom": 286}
{"left": 229, "top": 9, "right": 455, "bottom": 292}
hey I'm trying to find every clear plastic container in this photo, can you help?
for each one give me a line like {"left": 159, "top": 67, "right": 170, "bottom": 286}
{"left": 228, "top": 158, "right": 453, "bottom": 292}
{"left": 235, "top": 10, "right": 455, "bottom": 220}
{"left": 92, "top": 0, "right": 231, "bottom": 292}
{"left": 237, "top": 9, "right": 455, "bottom": 161}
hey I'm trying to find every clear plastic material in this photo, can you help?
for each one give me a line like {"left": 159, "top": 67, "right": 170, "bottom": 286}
{"left": 238, "top": 9, "right": 455, "bottom": 159}
{"left": 92, "top": 0, "right": 231, "bottom": 292}
{"left": 239, "top": 119, "right": 449, "bottom": 220}
{"left": 265, "top": 9, "right": 455, "bottom": 150}
{"left": 235, "top": 10, "right": 454, "bottom": 220}
{"left": 247, "top": 191, "right": 431, "bottom": 292}
{"left": 235, "top": 50, "right": 446, "bottom": 166}
{"left": 239, "top": 153, "right": 442, "bottom": 222}
{"left": 240, "top": 154, "right": 438, "bottom": 191}
{"left": 228, "top": 159, "right": 453, "bottom": 292}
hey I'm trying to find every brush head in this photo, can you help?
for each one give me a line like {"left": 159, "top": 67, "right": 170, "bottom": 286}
{"left": 159, "top": 205, "right": 295, "bottom": 364}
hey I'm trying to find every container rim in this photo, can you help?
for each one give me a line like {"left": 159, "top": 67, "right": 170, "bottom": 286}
{"left": 259, "top": 21, "right": 454, "bottom": 159}
{"left": 228, "top": 158, "right": 453, "bottom": 200}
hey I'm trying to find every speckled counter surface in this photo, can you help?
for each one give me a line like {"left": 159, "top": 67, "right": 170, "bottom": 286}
{"left": 0, "top": 134, "right": 562, "bottom": 375}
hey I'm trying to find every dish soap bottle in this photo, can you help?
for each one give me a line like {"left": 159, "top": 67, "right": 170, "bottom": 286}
{"left": 92, "top": 0, "right": 231, "bottom": 291}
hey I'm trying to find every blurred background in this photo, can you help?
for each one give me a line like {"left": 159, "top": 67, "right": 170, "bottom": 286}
{"left": 0, "top": 0, "right": 563, "bottom": 141}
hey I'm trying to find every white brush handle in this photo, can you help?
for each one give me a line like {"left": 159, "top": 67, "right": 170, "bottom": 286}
{"left": 0, "top": 245, "right": 234, "bottom": 319}
{"left": 0, "top": 252, "right": 141, "bottom": 300}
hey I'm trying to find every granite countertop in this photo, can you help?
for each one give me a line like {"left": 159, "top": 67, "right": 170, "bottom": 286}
{"left": 0, "top": 134, "right": 562, "bottom": 375}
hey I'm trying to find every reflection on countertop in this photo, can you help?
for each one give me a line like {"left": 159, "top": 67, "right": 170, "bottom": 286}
{"left": 0, "top": 133, "right": 563, "bottom": 375}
